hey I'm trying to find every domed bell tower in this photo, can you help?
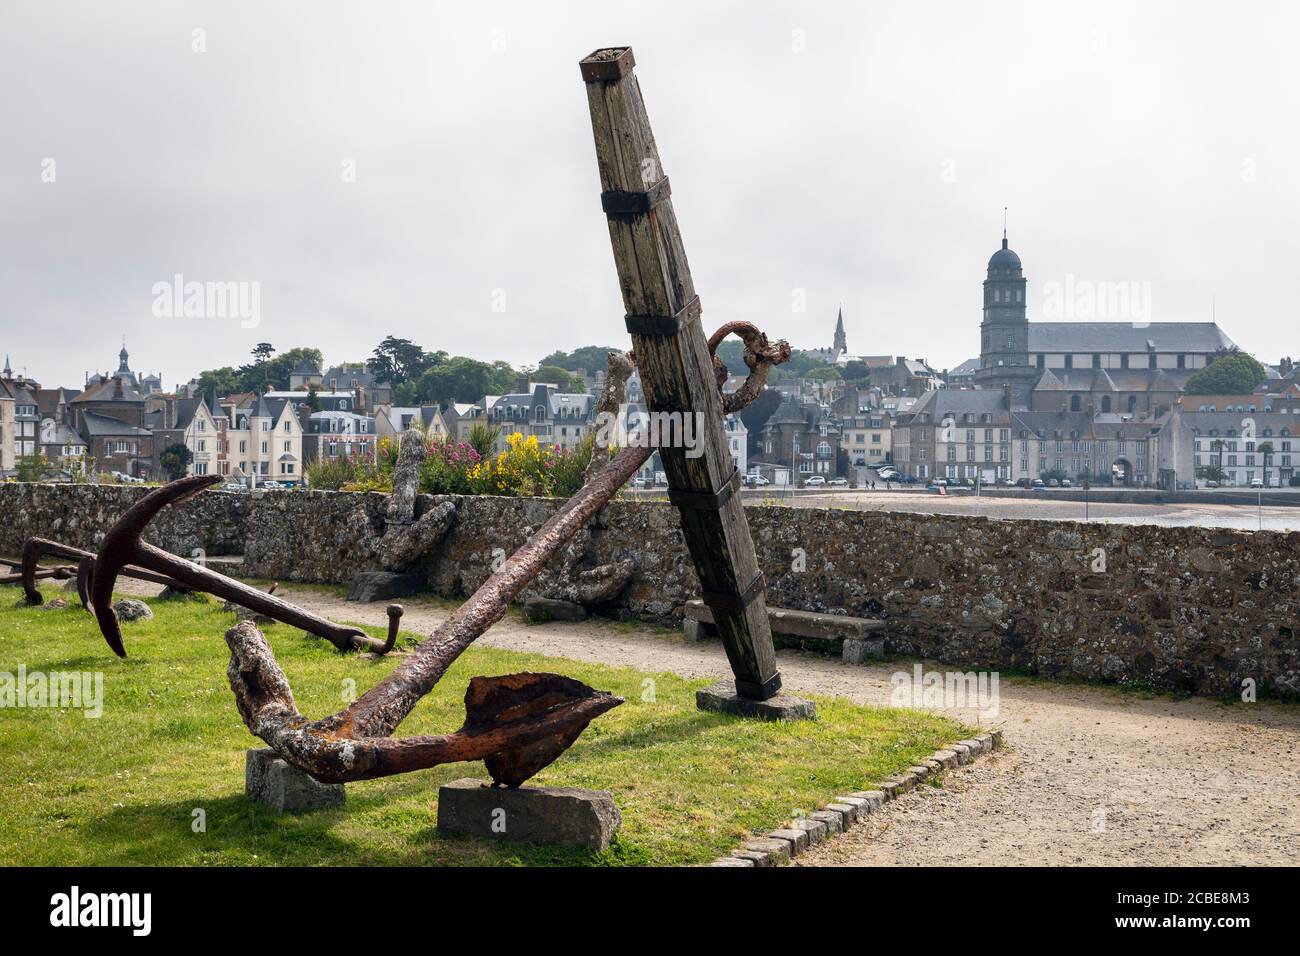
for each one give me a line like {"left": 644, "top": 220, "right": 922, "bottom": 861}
{"left": 974, "top": 229, "right": 1036, "bottom": 408}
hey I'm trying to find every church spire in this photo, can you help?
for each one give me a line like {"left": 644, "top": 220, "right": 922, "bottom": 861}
{"left": 833, "top": 306, "right": 847, "bottom": 354}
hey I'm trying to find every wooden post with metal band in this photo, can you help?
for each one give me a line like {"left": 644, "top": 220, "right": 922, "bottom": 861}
{"left": 579, "top": 46, "right": 783, "bottom": 701}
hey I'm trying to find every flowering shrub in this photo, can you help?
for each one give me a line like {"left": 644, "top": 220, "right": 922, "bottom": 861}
{"left": 308, "top": 431, "right": 595, "bottom": 498}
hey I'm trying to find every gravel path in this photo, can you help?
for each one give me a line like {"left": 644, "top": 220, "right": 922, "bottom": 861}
{"left": 123, "top": 579, "right": 1300, "bottom": 865}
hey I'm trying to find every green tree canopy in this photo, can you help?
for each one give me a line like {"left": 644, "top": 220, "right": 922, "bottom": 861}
{"left": 366, "top": 336, "right": 434, "bottom": 386}
{"left": 159, "top": 443, "right": 193, "bottom": 481}
{"left": 538, "top": 346, "right": 622, "bottom": 373}
{"left": 805, "top": 365, "right": 844, "bottom": 382}
{"left": 1183, "top": 351, "right": 1268, "bottom": 394}
{"left": 412, "top": 357, "right": 517, "bottom": 406}
{"left": 843, "top": 359, "right": 872, "bottom": 384}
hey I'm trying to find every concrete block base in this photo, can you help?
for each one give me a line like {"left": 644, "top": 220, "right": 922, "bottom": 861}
{"left": 245, "top": 749, "right": 345, "bottom": 813}
{"left": 436, "top": 778, "right": 621, "bottom": 851}
{"left": 696, "top": 681, "right": 816, "bottom": 721}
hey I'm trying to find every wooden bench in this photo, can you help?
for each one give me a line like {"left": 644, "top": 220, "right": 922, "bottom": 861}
{"left": 682, "top": 600, "right": 885, "bottom": 663}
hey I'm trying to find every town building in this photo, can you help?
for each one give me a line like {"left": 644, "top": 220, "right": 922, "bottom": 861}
{"left": 319, "top": 363, "right": 393, "bottom": 413}
{"left": 374, "top": 404, "right": 449, "bottom": 441}
{"left": 968, "top": 231, "right": 1236, "bottom": 410}
{"left": 756, "top": 395, "right": 842, "bottom": 478}
{"left": 304, "top": 409, "right": 377, "bottom": 467}
{"left": 487, "top": 383, "right": 596, "bottom": 453}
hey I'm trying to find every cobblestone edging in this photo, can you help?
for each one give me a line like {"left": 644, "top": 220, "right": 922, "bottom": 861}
{"left": 708, "top": 729, "right": 1004, "bottom": 867}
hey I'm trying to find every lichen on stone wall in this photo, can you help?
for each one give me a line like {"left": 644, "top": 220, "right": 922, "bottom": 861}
{"left": 1, "top": 482, "right": 1296, "bottom": 697}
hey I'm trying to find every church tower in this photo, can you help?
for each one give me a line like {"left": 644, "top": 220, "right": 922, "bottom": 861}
{"left": 833, "top": 307, "right": 847, "bottom": 355}
{"left": 974, "top": 230, "right": 1037, "bottom": 407}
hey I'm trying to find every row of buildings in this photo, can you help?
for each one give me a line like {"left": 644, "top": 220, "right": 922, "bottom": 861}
{"left": 745, "top": 235, "right": 1299, "bottom": 488}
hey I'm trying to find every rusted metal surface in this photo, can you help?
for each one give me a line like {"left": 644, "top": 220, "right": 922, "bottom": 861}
{"left": 1, "top": 566, "right": 73, "bottom": 586}
{"left": 85, "top": 477, "right": 392, "bottom": 656}
{"left": 707, "top": 321, "right": 793, "bottom": 414}
{"left": 19, "top": 537, "right": 188, "bottom": 607}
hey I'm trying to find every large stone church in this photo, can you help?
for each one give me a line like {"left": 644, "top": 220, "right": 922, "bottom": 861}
{"left": 971, "top": 233, "right": 1235, "bottom": 415}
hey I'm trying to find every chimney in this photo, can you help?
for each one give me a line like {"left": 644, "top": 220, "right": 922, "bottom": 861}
{"left": 113, "top": 376, "right": 124, "bottom": 399}
{"left": 1003, "top": 385, "right": 1012, "bottom": 410}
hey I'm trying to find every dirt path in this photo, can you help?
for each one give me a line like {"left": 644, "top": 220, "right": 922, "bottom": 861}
{"left": 123, "top": 579, "right": 1300, "bottom": 865}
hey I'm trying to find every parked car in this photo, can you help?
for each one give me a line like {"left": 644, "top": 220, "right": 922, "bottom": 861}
{"left": 631, "top": 476, "right": 647, "bottom": 488}
{"left": 1250, "top": 478, "right": 1265, "bottom": 488}
{"left": 1047, "top": 479, "right": 1060, "bottom": 488}
{"left": 259, "top": 480, "right": 284, "bottom": 490}
{"left": 827, "top": 477, "right": 849, "bottom": 487}
{"left": 997, "top": 477, "right": 1015, "bottom": 486}
{"left": 803, "top": 475, "right": 827, "bottom": 487}
{"left": 221, "top": 482, "right": 247, "bottom": 492}
{"left": 1060, "top": 478, "right": 1072, "bottom": 488}
{"left": 1204, "top": 480, "right": 1219, "bottom": 488}
{"left": 1031, "top": 478, "right": 1046, "bottom": 490}
{"left": 750, "top": 475, "right": 770, "bottom": 487}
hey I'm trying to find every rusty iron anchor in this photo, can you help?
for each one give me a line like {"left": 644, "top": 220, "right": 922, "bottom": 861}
{"left": 86, "top": 475, "right": 395, "bottom": 656}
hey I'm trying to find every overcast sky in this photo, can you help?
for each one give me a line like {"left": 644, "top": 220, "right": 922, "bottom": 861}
{"left": 3, "top": 0, "right": 1298, "bottom": 390}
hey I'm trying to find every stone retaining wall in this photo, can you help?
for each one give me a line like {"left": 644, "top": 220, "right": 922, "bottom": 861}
{"left": 1, "top": 483, "right": 1296, "bottom": 696}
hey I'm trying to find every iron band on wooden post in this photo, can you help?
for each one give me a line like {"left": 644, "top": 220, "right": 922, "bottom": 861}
{"left": 579, "top": 46, "right": 636, "bottom": 82}
{"left": 624, "top": 296, "right": 701, "bottom": 338}
{"left": 601, "top": 177, "right": 671, "bottom": 217}
{"left": 669, "top": 468, "right": 740, "bottom": 511}
{"left": 700, "top": 571, "right": 767, "bottom": 614}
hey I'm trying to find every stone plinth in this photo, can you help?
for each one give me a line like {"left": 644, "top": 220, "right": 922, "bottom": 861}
{"left": 696, "top": 680, "right": 816, "bottom": 721}
{"left": 245, "top": 748, "right": 345, "bottom": 813}
{"left": 436, "top": 778, "right": 620, "bottom": 851}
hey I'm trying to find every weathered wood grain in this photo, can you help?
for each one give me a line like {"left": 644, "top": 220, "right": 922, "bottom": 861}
{"left": 580, "top": 47, "right": 781, "bottom": 699}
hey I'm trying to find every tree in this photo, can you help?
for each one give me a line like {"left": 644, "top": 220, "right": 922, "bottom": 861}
{"left": 367, "top": 336, "right": 431, "bottom": 386}
{"left": 252, "top": 343, "right": 275, "bottom": 393}
{"left": 159, "top": 443, "right": 193, "bottom": 481}
{"left": 805, "top": 366, "right": 844, "bottom": 382}
{"left": 1183, "top": 351, "right": 1268, "bottom": 394}
{"left": 844, "top": 359, "right": 872, "bottom": 385}
{"left": 1258, "top": 441, "right": 1274, "bottom": 486}
{"left": 15, "top": 454, "right": 48, "bottom": 482}
{"left": 538, "top": 346, "right": 623, "bottom": 373}
{"left": 412, "top": 357, "right": 516, "bottom": 406}
{"left": 306, "top": 383, "right": 321, "bottom": 412}
{"left": 195, "top": 366, "right": 242, "bottom": 396}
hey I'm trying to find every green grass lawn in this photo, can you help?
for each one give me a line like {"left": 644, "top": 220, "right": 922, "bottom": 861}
{"left": 0, "top": 587, "right": 968, "bottom": 866}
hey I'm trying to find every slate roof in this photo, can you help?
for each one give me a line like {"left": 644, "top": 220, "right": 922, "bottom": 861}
{"left": 79, "top": 411, "right": 151, "bottom": 437}
{"left": 1027, "top": 322, "right": 1235, "bottom": 353}
{"left": 72, "top": 377, "right": 145, "bottom": 404}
